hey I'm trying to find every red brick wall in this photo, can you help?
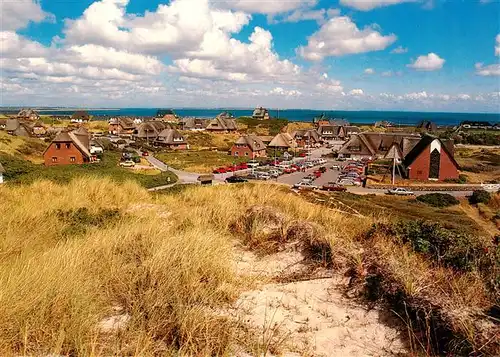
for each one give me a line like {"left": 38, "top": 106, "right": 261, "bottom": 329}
{"left": 44, "top": 142, "right": 86, "bottom": 166}
{"left": 439, "top": 149, "right": 459, "bottom": 180}
{"left": 230, "top": 145, "right": 266, "bottom": 158}
{"left": 408, "top": 145, "right": 459, "bottom": 181}
{"left": 408, "top": 146, "right": 430, "bottom": 180}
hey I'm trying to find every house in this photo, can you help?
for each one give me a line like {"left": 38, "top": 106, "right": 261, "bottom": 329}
{"left": 71, "top": 110, "right": 91, "bottom": 123}
{"left": 31, "top": 121, "right": 47, "bottom": 137}
{"left": 217, "top": 112, "right": 234, "bottom": 120}
{"left": 317, "top": 125, "right": 344, "bottom": 140}
{"left": 43, "top": 129, "right": 94, "bottom": 166}
{"left": 417, "top": 120, "right": 437, "bottom": 132}
{"left": 134, "top": 121, "right": 171, "bottom": 140}
{"left": 344, "top": 126, "right": 361, "bottom": 137}
{"left": 403, "top": 135, "right": 459, "bottom": 181}
{"left": 17, "top": 108, "right": 40, "bottom": 121}
{"left": 252, "top": 107, "right": 270, "bottom": 120}
{"left": 268, "top": 132, "right": 297, "bottom": 151}
{"left": 206, "top": 117, "right": 238, "bottom": 132}
{"left": 0, "top": 119, "right": 6, "bottom": 130}
{"left": 230, "top": 135, "right": 267, "bottom": 158}
{"left": 5, "top": 119, "right": 32, "bottom": 137}
{"left": 156, "top": 109, "right": 179, "bottom": 123}
{"left": 0, "top": 163, "right": 4, "bottom": 184}
{"left": 339, "top": 132, "right": 421, "bottom": 160}
{"left": 133, "top": 118, "right": 143, "bottom": 125}
{"left": 181, "top": 118, "right": 209, "bottom": 131}
{"left": 257, "top": 135, "right": 274, "bottom": 145}
{"left": 90, "top": 139, "right": 104, "bottom": 155}
{"left": 292, "top": 129, "right": 321, "bottom": 147}
{"left": 108, "top": 117, "right": 136, "bottom": 135}
{"left": 154, "top": 129, "right": 188, "bottom": 149}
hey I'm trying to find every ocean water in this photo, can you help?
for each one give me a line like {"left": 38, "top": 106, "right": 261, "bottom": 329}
{"left": 27, "top": 108, "right": 500, "bottom": 126}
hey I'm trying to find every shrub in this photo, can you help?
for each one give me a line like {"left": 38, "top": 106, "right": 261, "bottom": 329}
{"left": 417, "top": 193, "right": 459, "bottom": 208}
{"left": 469, "top": 190, "right": 491, "bottom": 205}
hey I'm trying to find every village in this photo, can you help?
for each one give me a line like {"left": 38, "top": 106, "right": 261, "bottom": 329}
{"left": 1, "top": 107, "right": 499, "bottom": 194}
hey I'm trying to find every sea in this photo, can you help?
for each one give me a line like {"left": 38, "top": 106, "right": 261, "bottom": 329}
{"left": 4, "top": 108, "right": 500, "bottom": 126}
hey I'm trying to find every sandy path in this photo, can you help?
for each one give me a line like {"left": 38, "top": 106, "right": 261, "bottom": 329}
{"left": 231, "top": 245, "right": 408, "bottom": 356}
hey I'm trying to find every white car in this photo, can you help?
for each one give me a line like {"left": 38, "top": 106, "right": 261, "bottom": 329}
{"left": 331, "top": 165, "right": 341, "bottom": 170}
{"left": 119, "top": 160, "right": 135, "bottom": 168}
{"left": 386, "top": 188, "right": 414, "bottom": 196}
{"left": 338, "top": 179, "right": 361, "bottom": 186}
{"left": 247, "top": 160, "right": 259, "bottom": 168}
{"left": 293, "top": 182, "right": 318, "bottom": 190}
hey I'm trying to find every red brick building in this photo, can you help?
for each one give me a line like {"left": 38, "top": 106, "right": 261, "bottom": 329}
{"left": 230, "top": 135, "right": 267, "bottom": 158}
{"left": 403, "top": 135, "right": 459, "bottom": 181}
{"left": 43, "top": 129, "right": 93, "bottom": 166}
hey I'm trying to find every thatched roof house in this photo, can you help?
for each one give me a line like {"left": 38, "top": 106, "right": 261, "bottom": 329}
{"left": 252, "top": 107, "right": 270, "bottom": 120}
{"left": 206, "top": 117, "right": 237, "bottom": 132}
{"left": 154, "top": 129, "right": 187, "bottom": 149}
{"left": 268, "top": 133, "right": 297, "bottom": 150}
{"left": 134, "top": 121, "right": 172, "bottom": 140}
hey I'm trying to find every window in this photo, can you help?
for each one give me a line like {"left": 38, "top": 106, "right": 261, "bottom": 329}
{"left": 65, "top": 143, "right": 71, "bottom": 149}
{"left": 70, "top": 157, "right": 76, "bottom": 163}
{"left": 55, "top": 143, "right": 61, "bottom": 149}
{"left": 234, "top": 152, "right": 239, "bottom": 156}
{"left": 245, "top": 152, "right": 248, "bottom": 156}
{"left": 52, "top": 157, "right": 57, "bottom": 163}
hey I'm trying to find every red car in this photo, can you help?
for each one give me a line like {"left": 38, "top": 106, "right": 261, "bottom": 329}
{"left": 313, "top": 170, "right": 322, "bottom": 178}
{"left": 270, "top": 160, "right": 281, "bottom": 166}
{"left": 213, "top": 167, "right": 227, "bottom": 174}
{"left": 322, "top": 182, "right": 347, "bottom": 192}
{"left": 225, "top": 166, "right": 236, "bottom": 172}
{"left": 284, "top": 168, "right": 295, "bottom": 174}
{"left": 236, "top": 163, "right": 248, "bottom": 170}
{"left": 299, "top": 152, "right": 307, "bottom": 157}
{"left": 141, "top": 151, "right": 149, "bottom": 157}
{"left": 291, "top": 164, "right": 300, "bottom": 170}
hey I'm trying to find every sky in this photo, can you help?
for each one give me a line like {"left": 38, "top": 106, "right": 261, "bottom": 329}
{"left": 1, "top": 0, "right": 499, "bottom": 112}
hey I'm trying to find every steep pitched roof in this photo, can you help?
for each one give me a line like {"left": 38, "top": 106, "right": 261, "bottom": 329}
{"left": 72, "top": 110, "right": 90, "bottom": 119}
{"left": 48, "top": 130, "right": 91, "bottom": 158}
{"left": 403, "top": 135, "right": 459, "bottom": 169}
{"left": 269, "top": 133, "right": 297, "bottom": 148}
{"left": 155, "top": 129, "right": 185, "bottom": 144}
{"left": 181, "top": 117, "right": 209, "bottom": 129}
{"left": 292, "top": 129, "right": 320, "bottom": 142}
{"left": 234, "top": 135, "right": 266, "bottom": 151}
{"left": 207, "top": 117, "right": 237, "bottom": 130}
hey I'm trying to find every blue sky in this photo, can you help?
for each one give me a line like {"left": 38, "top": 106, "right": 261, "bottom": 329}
{"left": 1, "top": 0, "right": 499, "bottom": 112}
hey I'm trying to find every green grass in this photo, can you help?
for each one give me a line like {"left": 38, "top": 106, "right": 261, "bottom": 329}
{"left": 156, "top": 150, "right": 250, "bottom": 173}
{"left": 0, "top": 152, "right": 177, "bottom": 188}
{"left": 236, "top": 117, "right": 288, "bottom": 135}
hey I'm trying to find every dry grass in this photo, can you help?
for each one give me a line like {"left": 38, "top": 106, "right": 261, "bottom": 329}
{"left": 0, "top": 179, "right": 497, "bottom": 355}
{"left": 0, "top": 131, "right": 45, "bottom": 162}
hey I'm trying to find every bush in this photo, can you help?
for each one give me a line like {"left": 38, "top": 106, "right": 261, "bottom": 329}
{"left": 444, "top": 174, "right": 468, "bottom": 184}
{"left": 469, "top": 190, "right": 491, "bottom": 205}
{"left": 416, "top": 193, "right": 459, "bottom": 208}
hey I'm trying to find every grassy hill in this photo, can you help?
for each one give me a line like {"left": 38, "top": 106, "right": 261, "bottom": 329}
{"left": 0, "top": 179, "right": 497, "bottom": 356}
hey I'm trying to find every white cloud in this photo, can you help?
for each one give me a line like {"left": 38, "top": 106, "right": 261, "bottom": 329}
{"left": 0, "top": 31, "right": 49, "bottom": 58}
{"left": 495, "top": 34, "right": 500, "bottom": 56}
{"left": 348, "top": 89, "right": 364, "bottom": 96}
{"left": 214, "top": 0, "right": 318, "bottom": 14}
{"left": 407, "top": 53, "right": 445, "bottom": 71}
{"left": 298, "top": 16, "right": 396, "bottom": 61}
{"left": 270, "top": 87, "right": 302, "bottom": 96}
{"left": 339, "top": 0, "right": 416, "bottom": 11}
{"left": 364, "top": 68, "right": 375, "bottom": 75}
{"left": 391, "top": 45, "right": 408, "bottom": 54}
{"left": 0, "top": 0, "right": 54, "bottom": 31}
{"left": 475, "top": 63, "right": 500, "bottom": 77}
{"left": 279, "top": 8, "right": 340, "bottom": 24}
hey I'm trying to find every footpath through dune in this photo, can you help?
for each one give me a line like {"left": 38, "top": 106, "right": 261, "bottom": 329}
{"left": 229, "top": 245, "right": 408, "bottom": 357}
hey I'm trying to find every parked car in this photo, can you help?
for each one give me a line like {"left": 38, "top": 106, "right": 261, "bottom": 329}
{"left": 313, "top": 170, "right": 322, "bottom": 178}
{"left": 338, "top": 179, "right": 361, "bottom": 186}
{"left": 247, "top": 160, "right": 259, "bottom": 168}
{"left": 268, "top": 170, "right": 281, "bottom": 178}
{"left": 141, "top": 151, "right": 149, "bottom": 157}
{"left": 318, "top": 166, "right": 327, "bottom": 173}
{"left": 322, "top": 182, "right": 347, "bottom": 192}
{"left": 213, "top": 167, "right": 227, "bottom": 174}
{"left": 293, "top": 182, "right": 318, "bottom": 190}
{"left": 386, "top": 188, "right": 414, "bottom": 196}
{"left": 256, "top": 172, "right": 271, "bottom": 180}
{"left": 119, "top": 160, "right": 135, "bottom": 168}
{"left": 225, "top": 176, "right": 248, "bottom": 183}
{"left": 331, "top": 164, "right": 341, "bottom": 170}
{"left": 235, "top": 163, "right": 248, "bottom": 170}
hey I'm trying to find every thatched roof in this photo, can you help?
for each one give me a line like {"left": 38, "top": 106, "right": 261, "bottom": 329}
{"left": 206, "top": 117, "right": 237, "bottom": 131}
{"left": 268, "top": 133, "right": 297, "bottom": 149}
{"left": 234, "top": 135, "right": 266, "bottom": 151}
{"left": 155, "top": 129, "right": 186, "bottom": 145}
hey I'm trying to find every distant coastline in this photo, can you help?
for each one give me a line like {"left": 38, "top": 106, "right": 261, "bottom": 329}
{"left": 1, "top": 107, "right": 498, "bottom": 126}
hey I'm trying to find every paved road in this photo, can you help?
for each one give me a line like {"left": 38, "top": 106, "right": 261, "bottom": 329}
{"left": 145, "top": 155, "right": 200, "bottom": 184}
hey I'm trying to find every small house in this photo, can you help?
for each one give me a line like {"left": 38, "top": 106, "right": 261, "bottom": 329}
{"left": 230, "top": 135, "right": 267, "bottom": 158}
{"left": 339, "top": 132, "right": 421, "bottom": 160}
{"left": 217, "top": 112, "right": 234, "bottom": 120}
{"left": 17, "top": 108, "right": 40, "bottom": 121}
{"left": 43, "top": 129, "right": 94, "bottom": 166}
{"left": 156, "top": 109, "right": 178, "bottom": 123}
{"left": 108, "top": 117, "right": 136, "bottom": 135}
{"left": 71, "top": 110, "right": 91, "bottom": 123}
{"left": 268, "top": 133, "right": 297, "bottom": 151}
{"left": 316, "top": 125, "right": 344, "bottom": 140}
{"left": 32, "top": 121, "right": 47, "bottom": 137}
{"left": 292, "top": 129, "right": 321, "bottom": 147}
{"left": 5, "top": 119, "right": 32, "bottom": 137}
{"left": 206, "top": 117, "right": 238, "bottom": 132}
{"left": 154, "top": 129, "right": 188, "bottom": 149}
{"left": 134, "top": 121, "right": 171, "bottom": 141}
{"left": 403, "top": 135, "right": 459, "bottom": 181}
{"left": 0, "top": 163, "right": 5, "bottom": 184}
{"left": 181, "top": 118, "right": 209, "bottom": 131}
{"left": 252, "top": 107, "right": 270, "bottom": 120}
{"left": 417, "top": 120, "right": 437, "bottom": 132}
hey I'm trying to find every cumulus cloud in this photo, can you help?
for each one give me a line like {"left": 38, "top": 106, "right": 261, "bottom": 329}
{"left": 0, "top": 31, "right": 49, "bottom": 58}
{"left": 339, "top": 0, "right": 416, "bottom": 11}
{"left": 475, "top": 63, "right": 500, "bottom": 77}
{"left": 298, "top": 16, "right": 396, "bottom": 61}
{"left": 364, "top": 68, "right": 375, "bottom": 74}
{"left": 348, "top": 89, "right": 364, "bottom": 96}
{"left": 407, "top": 53, "right": 445, "bottom": 71}
{"left": 0, "top": 0, "right": 54, "bottom": 31}
{"left": 214, "top": 0, "right": 318, "bottom": 14}
{"left": 391, "top": 45, "right": 408, "bottom": 54}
